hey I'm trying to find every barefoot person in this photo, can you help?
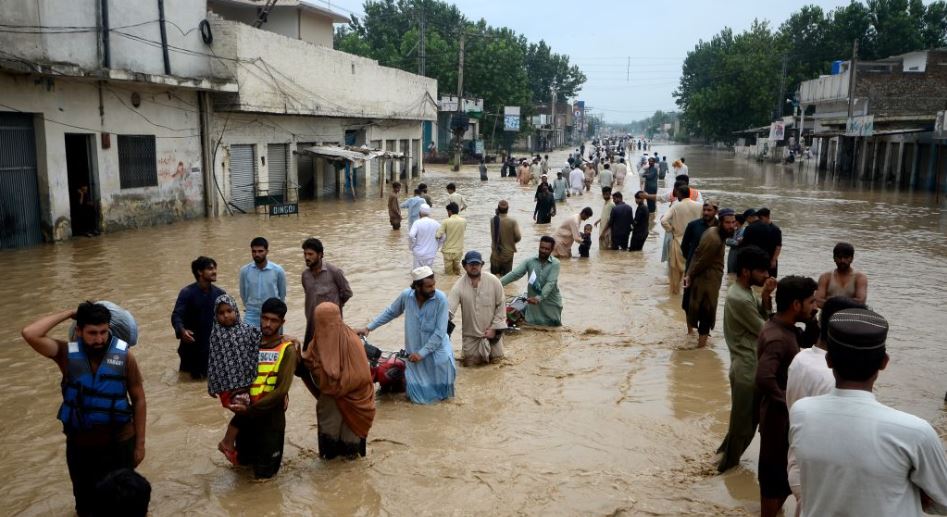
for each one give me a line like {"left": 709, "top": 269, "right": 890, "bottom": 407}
{"left": 21, "top": 302, "right": 146, "bottom": 516}
{"left": 683, "top": 208, "right": 738, "bottom": 347}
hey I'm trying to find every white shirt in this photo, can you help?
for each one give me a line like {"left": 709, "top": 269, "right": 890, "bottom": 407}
{"left": 786, "top": 347, "right": 834, "bottom": 410}
{"left": 408, "top": 217, "right": 441, "bottom": 258}
{"left": 569, "top": 168, "right": 584, "bottom": 189}
{"left": 789, "top": 389, "right": 947, "bottom": 517}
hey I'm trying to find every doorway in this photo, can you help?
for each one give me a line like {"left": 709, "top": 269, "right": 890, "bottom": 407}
{"left": 65, "top": 133, "right": 98, "bottom": 236}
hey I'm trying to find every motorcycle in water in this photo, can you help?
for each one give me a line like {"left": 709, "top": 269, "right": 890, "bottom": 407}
{"left": 362, "top": 337, "right": 407, "bottom": 394}
{"left": 506, "top": 292, "right": 529, "bottom": 328}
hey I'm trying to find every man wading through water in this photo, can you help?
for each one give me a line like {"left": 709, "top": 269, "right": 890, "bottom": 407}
{"left": 22, "top": 302, "right": 146, "bottom": 516}
{"left": 448, "top": 250, "right": 507, "bottom": 366}
{"left": 684, "top": 208, "right": 738, "bottom": 347}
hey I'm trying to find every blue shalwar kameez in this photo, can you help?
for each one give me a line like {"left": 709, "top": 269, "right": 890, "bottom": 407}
{"left": 368, "top": 288, "right": 456, "bottom": 404}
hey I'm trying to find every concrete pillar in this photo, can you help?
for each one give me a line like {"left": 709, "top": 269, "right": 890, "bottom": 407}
{"left": 894, "top": 141, "right": 905, "bottom": 186}
{"left": 314, "top": 157, "right": 324, "bottom": 200}
{"left": 910, "top": 142, "right": 921, "bottom": 189}
{"left": 881, "top": 142, "right": 894, "bottom": 183}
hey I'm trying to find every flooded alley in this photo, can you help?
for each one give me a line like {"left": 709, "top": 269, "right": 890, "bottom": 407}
{"left": 3, "top": 145, "right": 947, "bottom": 516}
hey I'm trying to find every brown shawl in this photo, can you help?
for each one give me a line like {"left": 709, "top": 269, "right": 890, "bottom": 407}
{"left": 304, "top": 302, "right": 376, "bottom": 438}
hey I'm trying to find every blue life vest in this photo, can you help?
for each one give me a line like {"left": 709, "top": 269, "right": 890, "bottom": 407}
{"left": 58, "top": 336, "right": 133, "bottom": 433}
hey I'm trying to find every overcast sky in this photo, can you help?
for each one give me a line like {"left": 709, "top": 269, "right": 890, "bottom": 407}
{"left": 318, "top": 0, "right": 856, "bottom": 123}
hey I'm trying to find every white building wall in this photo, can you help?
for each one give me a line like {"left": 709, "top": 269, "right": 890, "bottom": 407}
{"left": 209, "top": 15, "right": 438, "bottom": 121}
{"left": 0, "top": 72, "right": 204, "bottom": 238}
{"left": 0, "top": 0, "right": 228, "bottom": 81}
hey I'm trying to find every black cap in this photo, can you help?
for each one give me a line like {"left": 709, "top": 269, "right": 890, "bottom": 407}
{"left": 742, "top": 208, "right": 757, "bottom": 219}
{"left": 756, "top": 207, "right": 771, "bottom": 217}
{"left": 827, "top": 308, "right": 889, "bottom": 351}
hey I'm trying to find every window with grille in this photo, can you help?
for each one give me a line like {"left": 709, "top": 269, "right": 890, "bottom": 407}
{"left": 117, "top": 135, "right": 157, "bottom": 188}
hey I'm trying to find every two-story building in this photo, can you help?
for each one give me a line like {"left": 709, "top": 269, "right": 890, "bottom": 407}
{"left": 799, "top": 49, "right": 947, "bottom": 191}
{"left": 0, "top": 0, "right": 437, "bottom": 248}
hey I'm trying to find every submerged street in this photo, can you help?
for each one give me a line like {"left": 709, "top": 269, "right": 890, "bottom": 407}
{"left": 3, "top": 144, "right": 947, "bottom": 515}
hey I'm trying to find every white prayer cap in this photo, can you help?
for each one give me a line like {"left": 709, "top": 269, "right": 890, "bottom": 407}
{"left": 411, "top": 266, "right": 434, "bottom": 282}
{"left": 419, "top": 204, "right": 431, "bottom": 215}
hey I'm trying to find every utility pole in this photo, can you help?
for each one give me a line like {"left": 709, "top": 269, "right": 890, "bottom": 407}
{"left": 452, "top": 32, "right": 465, "bottom": 171}
{"left": 418, "top": 2, "right": 426, "bottom": 76}
{"left": 549, "top": 85, "right": 557, "bottom": 149}
{"left": 774, "top": 54, "right": 787, "bottom": 121}
{"left": 846, "top": 38, "right": 859, "bottom": 176}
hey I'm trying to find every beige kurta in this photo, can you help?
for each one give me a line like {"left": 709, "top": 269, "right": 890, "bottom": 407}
{"left": 448, "top": 273, "right": 507, "bottom": 365}
{"left": 660, "top": 199, "right": 703, "bottom": 292}
{"left": 553, "top": 214, "right": 584, "bottom": 258}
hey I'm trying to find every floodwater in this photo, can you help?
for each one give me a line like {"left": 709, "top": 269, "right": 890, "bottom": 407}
{"left": 2, "top": 144, "right": 946, "bottom": 516}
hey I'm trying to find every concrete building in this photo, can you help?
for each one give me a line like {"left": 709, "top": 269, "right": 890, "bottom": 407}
{"left": 205, "top": 1, "right": 437, "bottom": 211}
{"left": 0, "top": 0, "right": 437, "bottom": 248}
{"left": 799, "top": 49, "right": 947, "bottom": 190}
{"left": 0, "top": 0, "right": 236, "bottom": 247}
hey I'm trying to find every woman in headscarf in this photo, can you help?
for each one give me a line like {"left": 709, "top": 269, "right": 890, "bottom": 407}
{"left": 303, "top": 302, "right": 376, "bottom": 459}
{"left": 533, "top": 183, "right": 556, "bottom": 224}
{"left": 207, "top": 294, "right": 260, "bottom": 464}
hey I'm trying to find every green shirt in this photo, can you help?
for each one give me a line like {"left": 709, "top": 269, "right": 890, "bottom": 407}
{"left": 500, "top": 256, "right": 562, "bottom": 326}
{"left": 723, "top": 283, "right": 766, "bottom": 385}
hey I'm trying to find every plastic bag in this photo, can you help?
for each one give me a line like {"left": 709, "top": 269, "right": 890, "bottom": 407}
{"left": 68, "top": 300, "right": 139, "bottom": 346}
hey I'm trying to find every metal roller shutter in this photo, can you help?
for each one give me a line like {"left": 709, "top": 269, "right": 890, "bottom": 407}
{"left": 0, "top": 112, "right": 43, "bottom": 248}
{"left": 267, "top": 143, "right": 287, "bottom": 202}
{"left": 320, "top": 159, "right": 336, "bottom": 197}
{"left": 229, "top": 144, "right": 255, "bottom": 213}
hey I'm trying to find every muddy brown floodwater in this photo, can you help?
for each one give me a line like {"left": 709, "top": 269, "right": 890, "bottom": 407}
{"left": 2, "top": 144, "right": 947, "bottom": 516}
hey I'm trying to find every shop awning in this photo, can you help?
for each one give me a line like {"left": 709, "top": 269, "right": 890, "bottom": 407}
{"left": 298, "top": 145, "right": 405, "bottom": 166}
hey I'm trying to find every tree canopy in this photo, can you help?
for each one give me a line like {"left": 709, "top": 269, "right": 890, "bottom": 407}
{"left": 335, "top": 0, "right": 586, "bottom": 144}
{"left": 674, "top": 0, "right": 947, "bottom": 142}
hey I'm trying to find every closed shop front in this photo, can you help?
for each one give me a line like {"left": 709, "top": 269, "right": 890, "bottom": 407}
{"left": 230, "top": 144, "right": 256, "bottom": 213}
{"left": 267, "top": 143, "right": 288, "bottom": 202}
{"left": 0, "top": 112, "right": 43, "bottom": 248}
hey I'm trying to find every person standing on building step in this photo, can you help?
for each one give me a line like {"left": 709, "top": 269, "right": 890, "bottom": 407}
{"left": 239, "top": 237, "right": 286, "bottom": 328}
{"left": 172, "top": 256, "right": 225, "bottom": 379}
{"left": 21, "top": 302, "right": 146, "bottom": 517}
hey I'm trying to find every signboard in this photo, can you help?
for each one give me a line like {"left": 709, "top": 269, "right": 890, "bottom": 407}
{"left": 474, "top": 140, "right": 484, "bottom": 155}
{"left": 845, "top": 115, "right": 874, "bottom": 137}
{"left": 769, "top": 122, "right": 785, "bottom": 141}
{"left": 935, "top": 110, "right": 946, "bottom": 139}
{"left": 269, "top": 203, "right": 298, "bottom": 216}
{"left": 504, "top": 106, "right": 520, "bottom": 132}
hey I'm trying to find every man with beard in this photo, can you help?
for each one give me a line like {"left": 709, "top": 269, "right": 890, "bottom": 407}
{"left": 640, "top": 157, "right": 659, "bottom": 214}
{"left": 660, "top": 186, "right": 702, "bottom": 295}
{"left": 608, "top": 191, "right": 635, "bottom": 251}
{"left": 172, "top": 256, "right": 225, "bottom": 378}
{"left": 357, "top": 267, "right": 457, "bottom": 404}
{"left": 684, "top": 208, "right": 738, "bottom": 348}
{"left": 594, "top": 187, "right": 614, "bottom": 250}
{"left": 681, "top": 200, "right": 719, "bottom": 270}
{"left": 22, "top": 302, "right": 146, "bottom": 516}
{"left": 501, "top": 236, "right": 563, "bottom": 326}
{"left": 716, "top": 246, "right": 775, "bottom": 472}
{"left": 299, "top": 238, "right": 353, "bottom": 391}
{"left": 448, "top": 251, "right": 507, "bottom": 366}
{"left": 629, "top": 191, "right": 651, "bottom": 251}
{"left": 239, "top": 237, "right": 286, "bottom": 328}
{"left": 815, "top": 242, "right": 868, "bottom": 307}
{"left": 490, "top": 200, "right": 522, "bottom": 276}
{"left": 229, "top": 298, "right": 297, "bottom": 477}
{"left": 756, "top": 275, "right": 818, "bottom": 517}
